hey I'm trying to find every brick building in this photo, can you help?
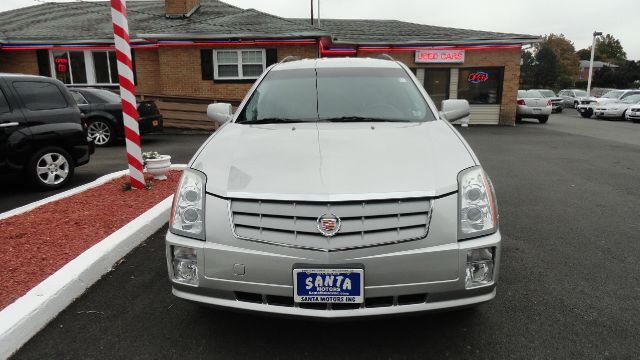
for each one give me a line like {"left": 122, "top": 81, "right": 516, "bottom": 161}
{"left": 0, "top": 0, "right": 539, "bottom": 126}
{"left": 576, "top": 60, "right": 618, "bottom": 81}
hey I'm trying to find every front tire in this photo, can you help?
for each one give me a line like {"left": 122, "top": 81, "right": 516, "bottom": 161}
{"left": 573, "top": 101, "right": 579, "bottom": 109}
{"left": 87, "top": 118, "right": 116, "bottom": 147}
{"left": 580, "top": 110, "right": 593, "bottom": 118}
{"left": 27, "top": 147, "right": 75, "bottom": 190}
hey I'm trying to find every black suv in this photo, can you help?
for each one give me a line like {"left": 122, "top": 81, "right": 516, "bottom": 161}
{"left": 0, "top": 73, "right": 92, "bottom": 190}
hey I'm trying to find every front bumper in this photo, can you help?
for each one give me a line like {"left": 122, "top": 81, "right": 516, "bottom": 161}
{"left": 594, "top": 108, "right": 624, "bottom": 118}
{"left": 165, "top": 194, "right": 501, "bottom": 319}
{"left": 626, "top": 110, "right": 640, "bottom": 121}
{"left": 577, "top": 105, "right": 594, "bottom": 113}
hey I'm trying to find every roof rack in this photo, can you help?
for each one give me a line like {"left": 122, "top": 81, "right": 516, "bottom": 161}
{"left": 280, "top": 56, "right": 300, "bottom": 63}
{"left": 376, "top": 54, "right": 396, "bottom": 61}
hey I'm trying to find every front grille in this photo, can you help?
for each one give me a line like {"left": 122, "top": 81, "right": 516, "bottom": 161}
{"left": 229, "top": 198, "right": 432, "bottom": 251}
{"left": 237, "top": 292, "right": 428, "bottom": 310}
{"left": 581, "top": 100, "right": 593, "bottom": 105}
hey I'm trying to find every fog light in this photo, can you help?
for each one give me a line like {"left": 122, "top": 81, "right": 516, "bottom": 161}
{"left": 172, "top": 246, "right": 198, "bottom": 286}
{"left": 465, "top": 247, "right": 494, "bottom": 289}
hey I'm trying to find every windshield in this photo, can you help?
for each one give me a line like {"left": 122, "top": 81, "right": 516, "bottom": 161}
{"left": 621, "top": 94, "right": 640, "bottom": 104}
{"left": 237, "top": 67, "right": 434, "bottom": 123}
{"left": 82, "top": 89, "right": 122, "bottom": 104}
{"left": 539, "top": 90, "right": 556, "bottom": 98}
{"left": 602, "top": 90, "right": 623, "bottom": 99}
{"left": 574, "top": 90, "right": 587, "bottom": 97}
{"left": 518, "top": 90, "right": 543, "bottom": 98}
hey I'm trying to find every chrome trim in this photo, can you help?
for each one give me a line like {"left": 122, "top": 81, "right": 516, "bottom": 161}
{"left": 0, "top": 122, "right": 19, "bottom": 128}
{"left": 224, "top": 189, "right": 451, "bottom": 202}
{"left": 317, "top": 213, "right": 341, "bottom": 237}
{"left": 225, "top": 198, "right": 435, "bottom": 252}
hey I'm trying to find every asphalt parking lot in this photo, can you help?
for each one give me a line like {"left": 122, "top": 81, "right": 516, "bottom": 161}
{"left": 12, "top": 110, "right": 640, "bottom": 359}
{"left": 0, "top": 132, "right": 211, "bottom": 213}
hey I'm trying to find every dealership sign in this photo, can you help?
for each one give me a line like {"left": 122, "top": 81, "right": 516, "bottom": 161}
{"left": 415, "top": 50, "right": 465, "bottom": 63}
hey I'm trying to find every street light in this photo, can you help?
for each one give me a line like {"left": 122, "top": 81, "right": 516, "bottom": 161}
{"left": 587, "top": 31, "right": 603, "bottom": 96}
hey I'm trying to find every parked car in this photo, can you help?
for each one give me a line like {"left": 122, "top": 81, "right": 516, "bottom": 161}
{"left": 517, "top": 90, "right": 552, "bottom": 123}
{"left": 166, "top": 57, "right": 500, "bottom": 319}
{"left": 594, "top": 94, "right": 640, "bottom": 120}
{"left": 0, "top": 73, "right": 92, "bottom": 189}
{"left": 625, "top": 104, "right": 640, "bottom": 123}
{"left": 531, "top": 89, "right": 563, "bottom": 113}
{"left": 69, "top": 88, "right": 163, "bottom": 146}
{"left": 577, "top": 89, "right": 640, "bottom": 118}
{"left": 590, "top": 87, "right": 615, "bottom": 98}
{"left": 558, "top": 89, "right": 589, "bottom": 108}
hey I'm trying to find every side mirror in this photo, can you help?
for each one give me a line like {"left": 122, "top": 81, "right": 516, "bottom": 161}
{"left": 440, "top": 99, "right": 470, "bottom": 126}
{"left": 207, "top": 103, "right": 233, "bottom": 125}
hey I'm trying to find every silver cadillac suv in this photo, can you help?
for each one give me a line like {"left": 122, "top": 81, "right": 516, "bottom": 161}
{"left": 166, "top": 57, "right": 500, "bottom": 319}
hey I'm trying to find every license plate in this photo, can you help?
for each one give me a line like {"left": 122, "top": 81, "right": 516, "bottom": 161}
{"left": 293, "top": 268, "right": 364, "bottom": 303}
{"left": 532, "top": 108, "right": 541, "bottom": 114}
{"left": 152, "top": 120, "right": 159, "bottom": 127}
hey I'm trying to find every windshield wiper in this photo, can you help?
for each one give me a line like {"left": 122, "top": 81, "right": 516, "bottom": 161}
{"left": 239, "top": 118, "right": 305, "bottom": 124}
{"left": 319, "top": 116, "right": 410, "bottom": 123}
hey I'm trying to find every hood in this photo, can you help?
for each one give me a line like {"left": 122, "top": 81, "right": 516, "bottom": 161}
{"left": 192, "top": 121, "right": 476, "bottom": 201}
{"left": 594, "top": 97, "right": 618, "bottom": 105}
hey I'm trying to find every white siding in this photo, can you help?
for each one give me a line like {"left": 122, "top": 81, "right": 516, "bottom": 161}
{"left": 416, "top": 68, "right": 425, "bottom": 84}
{"left": 449, "top": 68, "right": 459, "bottom": 99}
{"left": 469, "top": 105, "right": 500, "bottom": 125}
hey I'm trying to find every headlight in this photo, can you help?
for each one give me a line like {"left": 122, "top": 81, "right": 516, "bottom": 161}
{"left": 465, "top": 247, "right": 495, "bottom": 289}
{"left": 170, "top": 169, "right": 206, "bottom": 240}
{"left": 170, "top": 246, "right": 198, "bottom": 286}
{"left": 457, "top": 166, "right": 498, "bottom": 240}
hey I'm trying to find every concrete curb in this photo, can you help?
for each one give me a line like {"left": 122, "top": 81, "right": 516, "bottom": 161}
{"left": 0, "top": 164, "right": 186, "bottom": 221}
{"left": 0, "top": 165, "right": 186, "bottom": 358}
{"left": 0, "top": 170, "right": 128, "bottom": 221}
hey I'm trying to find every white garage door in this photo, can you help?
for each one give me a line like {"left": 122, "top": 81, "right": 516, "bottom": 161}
{"left": 469, "top": 105, "right": 500, "bottom": 125}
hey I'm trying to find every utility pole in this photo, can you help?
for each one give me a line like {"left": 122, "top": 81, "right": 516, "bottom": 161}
{"left": 317, "top": 0, "right": 321, "bottom": 28}
{"left": 587, "top": 31, "right": 603, "bottom": 96}
{"left": 310, "top": 0, "right": 314, "bottom": 25}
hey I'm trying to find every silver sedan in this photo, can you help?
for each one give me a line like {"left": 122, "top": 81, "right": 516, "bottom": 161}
{"left": 517, "top": 90, "right": 552, "bottom": 123}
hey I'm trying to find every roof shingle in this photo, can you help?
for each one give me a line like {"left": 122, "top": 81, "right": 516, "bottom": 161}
{"left": 0, "top": 1, "right": 538, "bottom": 45}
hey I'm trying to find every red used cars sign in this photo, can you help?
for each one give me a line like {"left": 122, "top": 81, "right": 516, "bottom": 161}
{"left": 415, "top": 50, "right": 465, "bottom": 64}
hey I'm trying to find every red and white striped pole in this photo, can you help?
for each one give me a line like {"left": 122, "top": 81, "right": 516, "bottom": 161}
{"left": 110, "top": 0, "right": 145, "bottom": 189}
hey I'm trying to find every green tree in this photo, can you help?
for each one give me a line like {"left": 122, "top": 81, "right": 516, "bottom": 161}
{"left": 576, "top": 48, "right": 597, "bottom": 61}
{"left": 596, "top": 34, "right": 627, "bottom": 65}
{"left": 534, "top": 44, "right": 559, "bottom": 88}
{"left": 536, "top": 34, "right": 579, "bottom": 81}
{"left": 520, "top": 49, "right": 536, "bottom": 88}
{"left": 593, "top": 60, "right": 640, "bottom": 88}
{"left": 580, "top": 34, "right": 627, "bottom": 65}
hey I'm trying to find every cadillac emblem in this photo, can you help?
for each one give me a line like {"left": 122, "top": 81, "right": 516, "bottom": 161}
{"left": 317, "top": 214, "right": 341, "bottom": 237}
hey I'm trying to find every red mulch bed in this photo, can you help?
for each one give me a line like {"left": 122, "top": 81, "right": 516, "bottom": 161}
{"left": 0, "top": 171, "right": 181, "bottom": 310}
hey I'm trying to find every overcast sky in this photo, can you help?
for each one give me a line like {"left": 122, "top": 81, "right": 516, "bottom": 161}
{"left": 1, "top": 0, "right": 639, "bottom": 59}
